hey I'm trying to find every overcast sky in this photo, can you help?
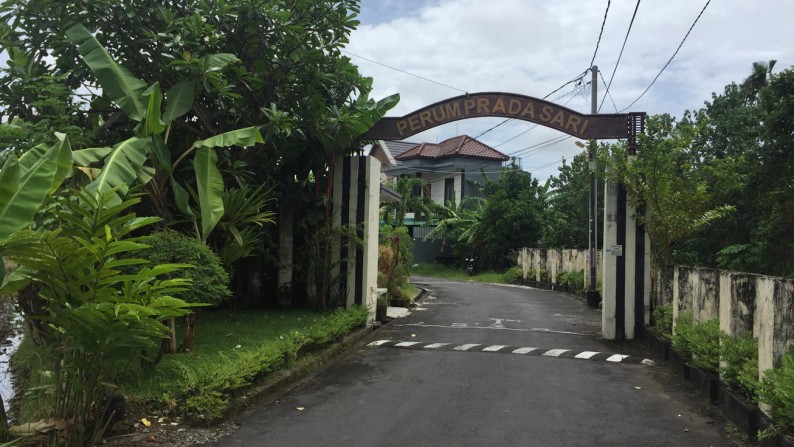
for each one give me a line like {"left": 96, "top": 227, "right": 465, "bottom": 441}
{"left": 347, "top": 0, "right": 794, "bottom": 181}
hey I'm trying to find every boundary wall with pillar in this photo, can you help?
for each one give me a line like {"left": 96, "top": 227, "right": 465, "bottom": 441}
{"left": 516, "top": 248, "right": 602, "bottom": 288}
{"left": 663, "top": 266, "right": 794, "bottom": 388}
{"left": 330, "top": 155, "right": 380, "bottom": 325}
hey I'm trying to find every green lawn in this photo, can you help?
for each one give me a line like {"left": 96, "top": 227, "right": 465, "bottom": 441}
{"left": 411, "top": 263, "right": 520, "bottom": 284}
{"left": 119, "top": 307, "right": 368, "bottom": 421}
{"left": 12, "top": 307, "right": 368, "bottom": 424}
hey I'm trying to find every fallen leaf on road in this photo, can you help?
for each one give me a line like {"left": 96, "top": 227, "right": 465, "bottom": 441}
{"left": 634, "top": 386, "right": 642, "bottom": 390}
{"left": 141, "top": 418, "right": 151, "bottom": 427}
{"left": 296, "top": 407, "right": 305, "bottom": 411}
{"left": 411, "top": 334, "right": 416, "bottom": 337}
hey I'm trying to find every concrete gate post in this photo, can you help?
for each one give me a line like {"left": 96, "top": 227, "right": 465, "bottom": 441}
{"left": 332, "top": 155, "right": 380, "bottom": 325}
{"left": 602, "top": 171, "right": 649, "bottom": 340}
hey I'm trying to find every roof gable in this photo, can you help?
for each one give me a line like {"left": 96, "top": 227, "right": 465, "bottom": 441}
{"left": 395, "top": 135, "right": 509, "bottom": 162}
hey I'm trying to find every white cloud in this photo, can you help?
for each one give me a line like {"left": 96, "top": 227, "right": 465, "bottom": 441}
{"left": 349, "top": 0, "right": 794, "bottom": 180}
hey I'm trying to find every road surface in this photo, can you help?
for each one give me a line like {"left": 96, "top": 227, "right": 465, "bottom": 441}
{"left": 207, "top": 276, "right": 740, "bottom": 446}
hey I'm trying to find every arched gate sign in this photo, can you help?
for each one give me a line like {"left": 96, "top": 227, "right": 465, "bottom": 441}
{"left": 364, "top": 92, "right": 648, "bottom": 341}
{"left": 363, "top": 92, "right": 645, "bottom": 152}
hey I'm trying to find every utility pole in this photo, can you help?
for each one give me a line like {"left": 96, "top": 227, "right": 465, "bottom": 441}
{"left": 586, "top": 65, "right": 600, "bottom": 308}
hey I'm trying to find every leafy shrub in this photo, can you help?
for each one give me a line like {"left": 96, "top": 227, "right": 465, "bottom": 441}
{"left": 759, "top": 348, "right": 794, "bottom": 437}
{"left": 502, "top": 266, "right": 522, "bottom": 283}
{"left": 565, "top": 271, "right": 585, "bottom": 293}
{"left": 379, "top": 225, "right": 413, "bottom": 301}
{"left": 720, "top": 334, "right": 759, "bottom": 401}
{"left": 688, "top": 319, "right": 721, "bottom": 372}
{"left": 673, "top": 313, "right": 720, "bottom": 372}
{"left": 1, "top": 190, "right": 195, "bottom": 445}
{"left": 539, "top": 269, "right": 550, "bottom": 283}
{"left": 652, "top": 304, "right": 674, "bottom": 339}
{"left": 672, "top": 312, "right": 695, "bottom": 357}
{"left": 141, "top": 229, "right": 231, "bottom": 306}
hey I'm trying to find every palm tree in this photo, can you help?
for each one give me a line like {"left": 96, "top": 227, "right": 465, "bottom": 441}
{"left": 742, "top": 59, "right": 776, "bottom": 103}
{"left": 381, "top": 176, "right": 433, "bottom": 227}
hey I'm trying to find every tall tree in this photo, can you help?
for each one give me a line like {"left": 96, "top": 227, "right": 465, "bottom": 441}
{"left": 478, "top": 163, "right": 547, "bottom": 269}
{"left": 604, "top": 114, "right": 735, "bottom": 302}
{"left": 0, "top": 0, "right": 398, "bottom": 305}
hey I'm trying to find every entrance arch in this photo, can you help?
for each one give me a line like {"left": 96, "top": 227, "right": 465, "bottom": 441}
{"left": 363, "top": 92, "right": 645, "bottom": 145}
{"left": 365, "top": 92, "right": 647, "bottom": 341}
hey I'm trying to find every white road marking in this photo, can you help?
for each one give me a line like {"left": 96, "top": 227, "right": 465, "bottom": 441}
{"left": 574, "top": 351, "right": 600, "bottom": 359}
{"left": 395, "top": 341, "right": 421, "bottom": 347}
{"left": 368, "top": 340, "right": 391, "bottom": 346}
{"left": 424, "top": 343, "right": 450, "bottom": 349}
{"left": 543, "top": 349, "right": 569, "bottom": 357}
{"left": 399, "top": 323, "right": 590, "bottom": 337}
{"left": 512, "top": 347, "right": 538, "bottom": 354}
{"left": 482, "top": 345, "right": 508, "bottom": 352}
{"left": 453, "top": 344, "right": 480, "bottom": 351}
{"left": 606, "top": 354, "right": 629, "bottom": 362}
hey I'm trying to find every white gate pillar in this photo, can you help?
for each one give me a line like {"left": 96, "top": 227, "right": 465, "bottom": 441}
{"left": 332, "top": 155, "right": 380, "bottom": 325}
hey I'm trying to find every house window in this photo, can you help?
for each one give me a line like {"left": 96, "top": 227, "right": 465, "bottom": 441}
{"left": 444, "top": 178, "right": 455, "bottom": 204}
{"left": 412, "top": 173, "right": 422, "bottom": 197}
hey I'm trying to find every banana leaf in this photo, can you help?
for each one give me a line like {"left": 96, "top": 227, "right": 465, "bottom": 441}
{"left": 65, "top": 24, "right": 147, "bottom": 121}
{"left": 194, "top": 147, "right": 224, "bottom": 242}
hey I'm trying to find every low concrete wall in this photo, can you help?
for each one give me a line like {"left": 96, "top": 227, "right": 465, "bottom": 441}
{"left": 516, "top": 248, "right": 602, "bottom": 288}
{"left": 666, "top": 266, "right": 794, "bottom": 386}
{"left": 516, "top": 248, "right": 794, "bottom": 384}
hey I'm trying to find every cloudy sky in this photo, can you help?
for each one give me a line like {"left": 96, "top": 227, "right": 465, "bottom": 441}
{"left": 347, "top": 0, "right": 794, "bottom": 181}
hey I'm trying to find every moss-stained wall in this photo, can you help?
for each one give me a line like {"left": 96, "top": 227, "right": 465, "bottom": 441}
{"left": 665, "top": 266, "right": 794, "bottom": 396}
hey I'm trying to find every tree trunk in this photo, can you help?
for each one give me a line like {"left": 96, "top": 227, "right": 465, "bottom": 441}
{"left": 181, "top": 312, "right": 197, "bottom": 352}
{"left": 0, "top": 393, "right": 8, "bottom": 442}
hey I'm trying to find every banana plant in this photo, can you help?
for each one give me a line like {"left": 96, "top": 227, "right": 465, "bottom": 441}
{"left": 0, "top": 133, "right": 73, "bottom": 282}
{"left": 65, "top": 24, "right": 263, "bottom": 240}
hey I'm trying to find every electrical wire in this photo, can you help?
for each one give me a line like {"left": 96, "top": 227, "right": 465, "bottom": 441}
{"left": 341, "top": 49, "right": 468, "bottom": 94}
{"left": 598, "top": 0, "right": 641, "bottom": 113}
{"left": 493, "top": 88, "right": 579, "bottom": 148}
{"left": 589, "top": 0, "right": 612, "bottom": 68}
{"left": 467, "top": 69, "right": 589, "bottom": 140}
{"left": 599, "top": 70, "right": 620, "bottom": 113}
{"left": 620, "top": 0, "right": 712, "bottom": 111}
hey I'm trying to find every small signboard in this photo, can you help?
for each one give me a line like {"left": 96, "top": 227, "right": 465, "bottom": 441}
{"left": 606, "top": 245, "right": 623, "bottom": 256}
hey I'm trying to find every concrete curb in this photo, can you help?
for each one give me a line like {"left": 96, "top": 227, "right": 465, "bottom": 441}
{"left": 217, "top": 325, "right": 376, "bottom": 423}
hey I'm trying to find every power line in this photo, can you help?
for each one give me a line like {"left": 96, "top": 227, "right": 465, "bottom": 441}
{"left": 524, "top": 156, "right": 567, "bottom": 173}
{"left": 598, "top": 0, "right": 641, "bottom": 113}
{"left": 493, "top": 89, "right": 579, "bottom": 148}
{"left": 599, "top": 70, "right": 619, "bottom": 113}
{"left": 341, "top": 49, "right": 468, "bottom": 94}
{"left": 589, "top": 0, "right": 612, "bottom": 68}
{"left": 472, "top": 118, "right": 511, "bottom": 139}
{"left": 620, "top": 0, "right": 712, "bottom": 111}
{"left": 488, "top": 72, "right": 588, "bottom": 145}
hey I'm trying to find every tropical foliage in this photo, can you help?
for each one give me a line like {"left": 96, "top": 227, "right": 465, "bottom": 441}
{"left": 0, "top": 190, "right": 196, "bottom": 446}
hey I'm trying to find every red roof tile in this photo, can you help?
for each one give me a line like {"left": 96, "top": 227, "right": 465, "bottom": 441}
{"left": 395, "top": 135, "right": 509, "bottom": 161}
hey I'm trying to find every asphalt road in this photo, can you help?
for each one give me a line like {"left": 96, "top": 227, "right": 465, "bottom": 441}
{"left": 206, "top": 276, "right": 740, "bottom": 446}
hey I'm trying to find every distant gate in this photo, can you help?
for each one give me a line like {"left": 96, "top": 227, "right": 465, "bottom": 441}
{"left": 364, "top": 92, "right": 647, "bottom": 340}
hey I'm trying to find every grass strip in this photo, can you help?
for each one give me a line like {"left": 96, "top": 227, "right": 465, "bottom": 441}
{"left": 118, "top": 307, "right": 368, "bottom": 422}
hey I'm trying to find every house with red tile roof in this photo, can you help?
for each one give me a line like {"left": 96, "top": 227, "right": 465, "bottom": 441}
{"left": 385, "top": 135, "right": 509, "bottom": 210}
{"left": 382, "top": 135, "right": 510, "bottom": 263}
